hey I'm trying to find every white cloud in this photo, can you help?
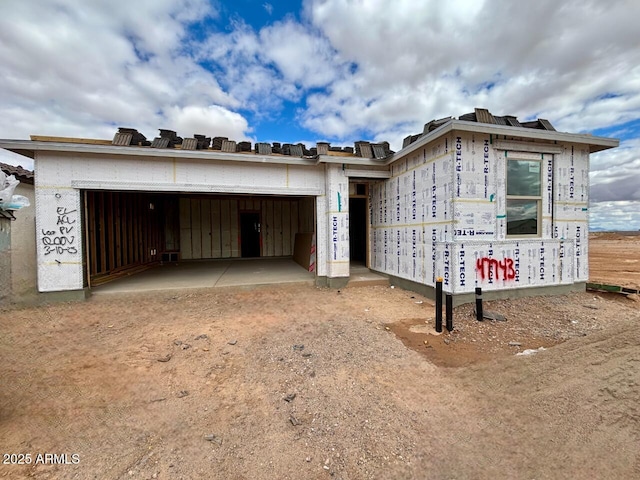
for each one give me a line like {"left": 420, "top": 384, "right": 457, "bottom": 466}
{"left": 589, "top": 201, "right": 640, "bottom": 231}
{"left": 164, "top": 105, "right": 251, "bottom": 140}
{"left": 263, "top": 3, "right": 273, "bottom": 15}
{"left": 0, "top": 0, "right": 251, "bottom": 145}
{"left": 260, "top": 19, "right": 344, "bottom": 89}
{"left": 301, "top": 0, "right": 640, "bottom": 143}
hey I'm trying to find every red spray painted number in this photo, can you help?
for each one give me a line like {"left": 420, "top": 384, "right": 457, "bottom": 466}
{"left": 476, "top": 257, "right": 516, "bottom": 281}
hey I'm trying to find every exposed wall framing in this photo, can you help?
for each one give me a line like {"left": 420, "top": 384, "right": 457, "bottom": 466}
{"left": 85, "top": 191, "right": 162, "bottom": 284}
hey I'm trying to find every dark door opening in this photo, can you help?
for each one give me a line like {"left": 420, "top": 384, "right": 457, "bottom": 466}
{"left": 240, "top": 212, "right": 261, "bottom": 257}
{"left": 349, "top": 198, "right": 367, "bottom": 265}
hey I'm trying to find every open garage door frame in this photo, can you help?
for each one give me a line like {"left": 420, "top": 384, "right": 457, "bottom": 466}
{"left": 84, "top": 191, "right": 316, "bottom": 287}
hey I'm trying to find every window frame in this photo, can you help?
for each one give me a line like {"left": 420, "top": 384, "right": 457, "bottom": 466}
{"left": 505, "top": 156, "right": 543, "bottom": 238}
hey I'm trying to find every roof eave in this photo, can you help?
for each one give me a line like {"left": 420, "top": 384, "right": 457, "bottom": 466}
{"left": 0, "top": 140, "right": 322, "bottom": 166}
{"left": 386, "top": 120, "right": 619, "bottom": 163}
{"left": 0, "top": 139, "right": 394, "bottom": 167}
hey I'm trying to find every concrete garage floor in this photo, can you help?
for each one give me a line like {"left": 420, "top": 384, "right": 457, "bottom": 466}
{"left": 92, "top": 257, "right": 315, "bottom": 294}
{"left": 92, "top": 259, "right": 390, "bottom": 294}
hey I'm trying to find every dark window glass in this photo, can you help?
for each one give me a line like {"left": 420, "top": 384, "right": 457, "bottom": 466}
{"left": 507, "top": 199, "right": 538, "bottom": 235}
{"left": 507, "top": 160, "right": 541, "bottom": 196}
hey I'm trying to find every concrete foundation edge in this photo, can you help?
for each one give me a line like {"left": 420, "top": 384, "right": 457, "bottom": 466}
{"left": 36, "top": 288, "right": 91, "bottom": 304}
{"left": 315, "top": 276, "right": 350, "bottom": 289}
{"left": 385, "top": 274, "right": 587, "bottom": 306}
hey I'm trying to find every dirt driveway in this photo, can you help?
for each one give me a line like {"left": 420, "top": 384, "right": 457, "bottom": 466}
{"left": 1, "top": 283, "right": 639, "bottom": 479}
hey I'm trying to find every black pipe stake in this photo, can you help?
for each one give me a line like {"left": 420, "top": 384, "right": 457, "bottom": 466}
{"left": 475, "top": 287, "right": 483, "bottom": 321}
{"left": 446, "top": 294, "right": 453, "bottom": 332}
{"left": 435, "top": 278, "right": 443, "bottom": 333}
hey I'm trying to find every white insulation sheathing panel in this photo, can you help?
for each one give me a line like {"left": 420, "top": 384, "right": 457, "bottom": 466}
{"left": 370, "top": 135, "right": 453, "bottom": 286}
{"left": 434, "top": 239, "right": 574, "bottom": 294}
{"left": 324, "top": 164, "right": 349, "bottom": 278}
{"left": 34, "top": 184, "right": 83, "bottom": 292}
{"left": 370, "top": 132, "right": 591, "bottom": 293}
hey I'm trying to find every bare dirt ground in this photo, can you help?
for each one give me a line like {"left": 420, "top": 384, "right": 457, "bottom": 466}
{"left": 0, "top": 234, "right": 639, "bottom": 479}
{"left": 590, "top": 231, "right": 640, "bottom": 290}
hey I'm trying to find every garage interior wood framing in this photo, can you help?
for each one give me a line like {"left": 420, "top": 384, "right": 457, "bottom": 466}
{"left": 84, "top": 191, "right": 315, "bottom": 286}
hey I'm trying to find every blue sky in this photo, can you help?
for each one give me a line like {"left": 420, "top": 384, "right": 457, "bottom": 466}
{"left": 1, "top": 0, "right": 639, "bottom": 230}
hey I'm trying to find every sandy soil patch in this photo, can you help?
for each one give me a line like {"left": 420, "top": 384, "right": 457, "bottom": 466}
{"left": 590, "top": 232, "right": 640, "bottom": 290}
{"left": 1, "top": 283, "right": 639, "bottom": 479}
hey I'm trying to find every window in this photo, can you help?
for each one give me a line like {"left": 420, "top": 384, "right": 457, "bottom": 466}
{"left": 506, "top": 159, "right": 541, "bottom": 236}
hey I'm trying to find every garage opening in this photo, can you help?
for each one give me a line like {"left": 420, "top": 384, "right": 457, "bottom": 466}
{"left": 84, "top": 191, "right": 316, "bottom": 287}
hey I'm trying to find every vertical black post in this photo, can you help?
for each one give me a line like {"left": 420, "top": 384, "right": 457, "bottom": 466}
{"left": 435, "top": 277, "right": 443, "bottom": 333}
{"left": 475, "top": 287, "right": 483, "bottom": 321}
{"left": 446, "top": 294, "right": 453, "bottom": 331}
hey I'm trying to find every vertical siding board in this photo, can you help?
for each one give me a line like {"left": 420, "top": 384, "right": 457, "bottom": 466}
{"left": 107, "top": 192, "right": 115, "bottom": 271}
{"left": 260, "top": 200, "right": 267, "bottom": 255}
{"left": 290, "top": 200, "right": 299, "bottom": 254}
{"left": 211, "top": 199, "right": 222, "bottom": 258}
{"left": 191, "top": 199, "right": 202, "bottom": 259}
{"left": 201, "top": 199, "right": 212, "bottom": 258}
{"left": 221, "top": 199, "right": 231, "bottom": 258}
{"left": 141, "top": 195, "right": 148, "bottom": 263}
{"left": 230, "top": 200, "right": 239, "bottom": 257}
{"left": 266, "top": 199, "right": 275, "bottom": 256}
{"left": 121, "top": 195, "right": 128, "bottom": 266}
{"left": 179, "top": 197, "right": 192, "bottom": 260}
{"left": 88, "top": 192, "right": 98, "bottom": 276}
{"left": 114, "top": 194, "right": 122, "bottom": 269}
{"left": 282, "top": 200, "right": 291, "bottom": 256}
{"left": 274, "top": 200, "right": 283, "bottom": 256}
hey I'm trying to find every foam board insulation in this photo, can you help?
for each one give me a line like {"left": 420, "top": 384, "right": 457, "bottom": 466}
{"left": 452, "top": 133, "right": 498, "bottom": 240}
{"left": 34, "top": 188, "right": 84, "bottom": 292}
{"left": 370, "top": 135, "right": 453, "bottom": 286}
{"left": 325, "top": 164, "right": 349, "bottom": 278}
{"left": 434, "top": 239, "right": 574, "bottom": 294}
{"left": 371, "top": 131, "right": 590, "bottom": 293}
{"left": 38, "top": 152, "right": 325, "bottom": 196}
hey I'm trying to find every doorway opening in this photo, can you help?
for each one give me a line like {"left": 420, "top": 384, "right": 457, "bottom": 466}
{"left": 240, "top": 212, "right": 261, "bottom": 257}
{"left": 349, "top": 197, "right": 367, "bottom": 265}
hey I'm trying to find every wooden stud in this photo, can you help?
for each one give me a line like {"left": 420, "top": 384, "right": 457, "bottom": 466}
{"left": 88, "top": 192, "right": 98, "bottom": 277}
